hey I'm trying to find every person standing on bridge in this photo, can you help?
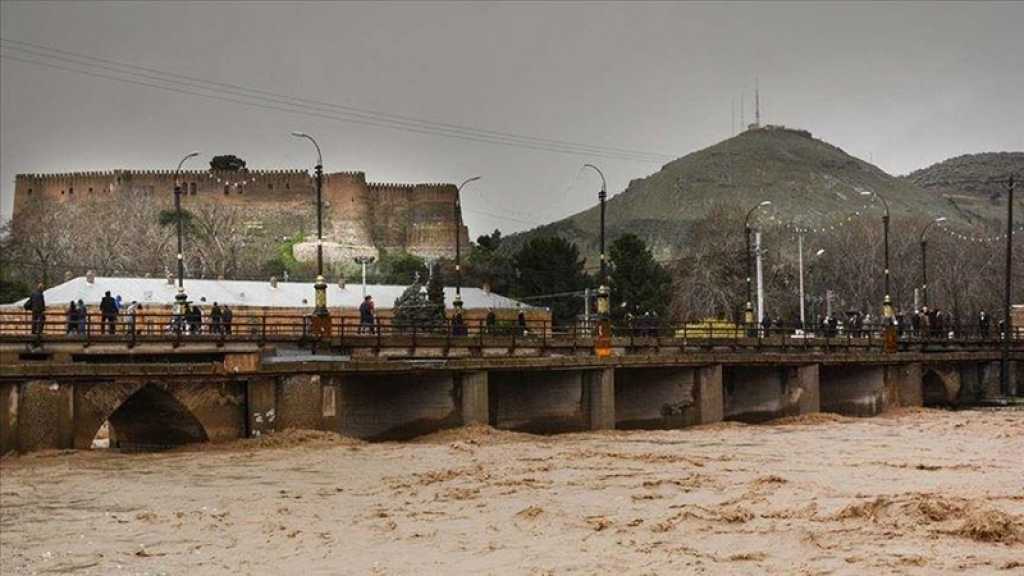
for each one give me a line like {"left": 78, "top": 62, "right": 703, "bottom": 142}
{"left": 23, "top": 283, "right": 46, "bottom": 335}
{"left": 66, "top": 301, "right": 78, "bottom": 335}
{"left": 77, "top": 299, "right": 88, "bottom": 334}
{"left": 517, "top": 305, "right": 527, "bottom": 336}
{"left": 979, "top": 310, "right": 991, "bottom": 339}
{"left": 211, "top": 302, "right": 223, "bottom": 335}
{"left": 761, "top": 314, "right": 772, "bottom": 338}
{"left": 99, "top": 291, "right": 117, "bottom": 335}
{"left": 222, "top": 305, "right": 233, "bottom": 335}
{"left": 359, "top": 295, "right": 375, "bottom": 334}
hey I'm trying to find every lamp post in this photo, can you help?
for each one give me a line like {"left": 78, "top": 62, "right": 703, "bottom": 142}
{"left": 1000, "top": 175, "right": 1015, "bottom": 396}
{"left": 798, "top": 233, "right": 824, "bottom": 330}
{"left": 354, "top": 255, "right": 375, "bottom": 298}
{"left": 173, "top": 151, "right": 200, "bottom": 327}
{"left": 582, "top": 164, "right": 609, "bottom": 319}
{"left": 453, "top": 176, "right": 481, "bottom": 310}
{"left": 861, "top": 190, "right": 893, "bottom": 319}
{"left": 291, "top": 131, "right": 330, "bottom": 335}
{"left": 918, "top": 217, "right": 947, "bottom": 310}
{"left": 744, "top": 200, "right": 772, "bottom": 326}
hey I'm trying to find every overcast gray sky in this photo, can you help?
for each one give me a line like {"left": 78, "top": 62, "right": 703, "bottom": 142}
{"left": 2, "top": 1, "right": 1022, "bottom": 237}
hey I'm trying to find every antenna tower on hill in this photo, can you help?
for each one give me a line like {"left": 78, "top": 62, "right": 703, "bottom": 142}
{"left": 754, "top": 77, "right": 761, "bottom": 128}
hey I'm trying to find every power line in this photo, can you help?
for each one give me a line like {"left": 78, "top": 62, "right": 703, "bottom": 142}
{"left": 0, "top": 38, "right": 674, "bottom": 164}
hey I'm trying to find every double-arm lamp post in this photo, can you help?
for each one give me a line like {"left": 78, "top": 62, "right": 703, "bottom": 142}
{"left": 453, "top": 176, "right": 481, "bottom": 310}
{"left": 744, "top": 200, "right": 772, "bottom": 325}
{"left": 173, "top": 151, "right": 200, "bottom": 323}
{"left": 861, "top": 190, "right": 893, "bottom": 319}
{"left": 918, "top": 217, "right": 947, "bottom": 310}
{"left": 291, "top": 132, "right": 330, "bottom": 335}
{"left": 582, "top": 164, "right": 609, "bottom": 321}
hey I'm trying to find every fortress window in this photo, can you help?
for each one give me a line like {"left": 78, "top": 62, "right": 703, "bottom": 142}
{"left": 189, "top": 182, "right": 196, "bottom": 195}
{"left": 27, "top": 188, "right": 33, "bottom": 196}
{"left": 69, "top": 187, "right": 74, "bottom": 195}
{"left": 268, "top": 183, "right": 274, "bottom": 190}
{"left": 88, "top": 187, "right": 93, "bottom": 193}
{"left": 224, "top": 185, "right": 230, "bottom": 195}
{"left": 286, "top": 182, "right": 290, "bottom": 190}
{"left": 61, "top": 190, "right": 65, "bottom": 195}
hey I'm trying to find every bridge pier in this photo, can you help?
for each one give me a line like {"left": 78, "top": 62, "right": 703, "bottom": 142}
{"left": 246, "top": 377, "right": 278, "bottom": 437}
{"left": 586, "top": 368, "right": 615, "bottom": 430}
{"left": 1, "top": 382, "right": 16, "bottom": 456}
{"left": 884, "top": 363, "right": 924, "bottom": 408}
{"left": 14, "top": 380, "right": 74, "bottom": 452}
{"left": 459, "top": 371, "right": 489, "bottom": 426}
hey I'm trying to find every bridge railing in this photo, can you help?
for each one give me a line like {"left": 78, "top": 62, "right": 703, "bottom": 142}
{"left": 1, "top": 309, "right": 1020, "bottom": 351}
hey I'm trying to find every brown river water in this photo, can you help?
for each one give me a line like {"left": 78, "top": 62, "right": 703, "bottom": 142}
{"left": 1, "top": 408, "right": 1022, "bottom": 575}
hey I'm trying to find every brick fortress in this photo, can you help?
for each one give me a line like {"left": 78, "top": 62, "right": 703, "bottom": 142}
{"left": 13, "top": 167, "right": 469, "bottom": 264}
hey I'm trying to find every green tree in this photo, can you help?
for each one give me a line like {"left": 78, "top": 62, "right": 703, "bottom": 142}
{"left": 465, "top": 229, "right": 516, "bottom": 295}
{"left": 608, "top": 234, "right": 672, "bottom": 323}
{"left": 426, "top": 262, "right": 445, "bottom": 309}
{"left": 513, "top": 236, "right": 591, "bottom": 326}
{"left": 374, "top": 251, "right": 428, "bottom": 285}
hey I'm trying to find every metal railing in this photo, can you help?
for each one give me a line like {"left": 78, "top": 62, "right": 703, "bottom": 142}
{"left": 0, "top": 310, "right": 1020, "bottom": 352}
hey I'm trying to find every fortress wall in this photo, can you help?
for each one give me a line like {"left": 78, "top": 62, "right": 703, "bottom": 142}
{"left": 406, "top": 184, "right": 464, "bottom": 259}
{"left": 14, "top": 169, "right": 462, "bottom": 263}
{"left": 368, "top": 184, "right": 415, "bottom": 251}
{"left": 323, "top": 172, "right": 374, "bottom": 249}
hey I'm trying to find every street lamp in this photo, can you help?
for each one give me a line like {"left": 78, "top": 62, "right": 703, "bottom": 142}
{"left": 291, "top": 131, "right": 330, "bottom": 335}
{"left": 582, "top": 164, "right": 609, "bottom": 320}
{"left": 798, "top": 236, "right": 825, "bottom": 330}
{"left": 744, "top": 200, "right": 772, "bottom": 325}
{"left": 173, "top": 151, "right": 200, "bottom": 326}
{"left": 354, "top": 255, "right": 375, "bottom": 298}
{"left": 454, "top": 176, "right": 481, "bottom": 310}
{"left": 918, "top": 217, "right": 947, "bottom": 310}
{"left": 860, "top": 190, "right": 893, "bottom": 319}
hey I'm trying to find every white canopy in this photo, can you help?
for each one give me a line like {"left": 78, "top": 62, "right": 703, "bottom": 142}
{"left": 5, "top": 276, "right": 533, "bottom": 310}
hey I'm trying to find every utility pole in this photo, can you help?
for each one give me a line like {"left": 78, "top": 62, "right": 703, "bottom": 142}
{"left": 755, "top": 230, "right": 765, "bottom": 323}
{"left": 291, "top": 132, "right": 330, "bottom": 338}
{"left": 1001, "top": 175, "right": 1016, "bottom": 396}
{"left": 172, "top": 151, "right": 199, "bottom": 331}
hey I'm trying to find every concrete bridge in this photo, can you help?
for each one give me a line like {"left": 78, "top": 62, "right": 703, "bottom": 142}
{"left": 1, "top": 333, "right": 1020, "bottom": 454}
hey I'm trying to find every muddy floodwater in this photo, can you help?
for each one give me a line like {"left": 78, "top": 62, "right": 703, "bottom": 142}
{"left": 2, "top": 408, "right": 1022, "bottom": 575}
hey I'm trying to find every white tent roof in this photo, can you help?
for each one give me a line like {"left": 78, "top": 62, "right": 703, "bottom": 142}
{"left": 4, "top": 277, "right": 534, "bottom": 310}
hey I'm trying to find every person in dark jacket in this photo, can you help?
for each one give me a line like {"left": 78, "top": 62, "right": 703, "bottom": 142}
{"left": 222, "top": 305, "right": 233, "bottom": 335}
{"left": 99, "top": 291, "right": 118, "bottom": 334}
{"left": 24, "top": 283, "right": 46, "bottom": 335}
{"left": 77, "top": 299, "right": 88, "bottom": 334}
{"left": 761, "top": 314, "right": 772, "bottom": 338}
{"left": 517, "top": 305, "right": 527, "bottom": 336}
{"left": 210, "top": 302, "right": 223, "bottom": 335}
{"left": 979, "top": 311, "right": 991, "bottom": 339}
{"left": 358, "top": 296, "right": 375, "bottom": 334}
{"left": 66, "top": 301, "right": 78, "bottom": 335}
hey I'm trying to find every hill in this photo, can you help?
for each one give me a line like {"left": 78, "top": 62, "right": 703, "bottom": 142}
{"left": 903, "top": 152, "right": 1023, "bottom": 224}
{"left": 506, "top": 126, "right": 961, "bottom": 262}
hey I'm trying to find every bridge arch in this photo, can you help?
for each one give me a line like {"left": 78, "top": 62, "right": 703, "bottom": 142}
{"left": 921, "top": 367, "right": 961, "bottom": 406}
{"left": 105, "top": 384, "right": 210, "bottom": 451}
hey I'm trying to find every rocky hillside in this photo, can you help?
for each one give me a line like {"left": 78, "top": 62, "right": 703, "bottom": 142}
{"left": 507, "top": 126, "right": 961, "bottom": 261}
{"left": 903, "top": 152, "right": 1023, "bottom": 224}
